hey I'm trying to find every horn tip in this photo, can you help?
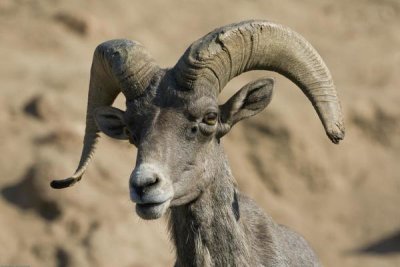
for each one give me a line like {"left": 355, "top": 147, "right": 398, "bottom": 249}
{"left": 50, "top": 177, "right": 80, "bottom": 189}
{"left": 327, "top": 124, "right": 345, "bottom": 144}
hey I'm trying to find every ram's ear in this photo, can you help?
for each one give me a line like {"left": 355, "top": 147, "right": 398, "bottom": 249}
{"left": 94, "top": 106, "right": 129, "bottom": 140}
{"left": 218, "top": 78, "right": 274, "bottom": 136}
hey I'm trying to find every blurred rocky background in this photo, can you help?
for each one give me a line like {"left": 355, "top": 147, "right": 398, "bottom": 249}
{"left": 0, "top": 0, "right": 399, "bottom": 266}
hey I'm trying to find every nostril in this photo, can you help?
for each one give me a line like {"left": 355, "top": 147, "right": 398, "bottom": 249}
{"left": 149, "top": 176, "right": 160, "bottom": 187}
{"left": 132, "top": 175, "right": 161, "bottom": 197}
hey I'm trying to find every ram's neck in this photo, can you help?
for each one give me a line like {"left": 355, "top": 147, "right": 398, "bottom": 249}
{"left": 168, "top": 160, "right": 255, "bottom": 267}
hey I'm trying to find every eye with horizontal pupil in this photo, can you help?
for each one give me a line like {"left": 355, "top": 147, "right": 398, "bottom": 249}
{"left": 203, "top": 112, "right": 218, "bottom": 125}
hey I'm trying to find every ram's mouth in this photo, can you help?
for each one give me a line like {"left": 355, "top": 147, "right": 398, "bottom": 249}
{"left": 135, "top": 200, "right": 170, "bottom": 220}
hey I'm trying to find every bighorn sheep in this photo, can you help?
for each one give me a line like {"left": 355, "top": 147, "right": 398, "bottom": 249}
{"left": 52, "top": 20, "right": 344, "bottom": 266}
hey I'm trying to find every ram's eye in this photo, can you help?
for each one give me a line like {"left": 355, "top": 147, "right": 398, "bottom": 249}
{"left": 203, "top": 112, "right": 218, "bottom": 125}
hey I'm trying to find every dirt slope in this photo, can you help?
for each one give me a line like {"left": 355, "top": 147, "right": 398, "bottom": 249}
{"left": 0, "top": 0, "right": 399, "bottom": 266}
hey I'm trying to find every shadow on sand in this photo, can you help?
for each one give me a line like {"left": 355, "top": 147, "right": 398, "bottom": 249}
{"left": 357, "top": 230, "right": 400, "bottom": 255}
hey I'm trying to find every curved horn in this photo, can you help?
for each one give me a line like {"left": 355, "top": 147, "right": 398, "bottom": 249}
{"left": 174, "top": 20, "right": 344, "bottom": 143}
{"left": 51, "top": 39, "right": 160, "bottom": 189}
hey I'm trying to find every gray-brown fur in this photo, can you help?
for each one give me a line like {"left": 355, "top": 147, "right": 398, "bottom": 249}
{"left": 52, "top": 20, "right": 344, "bottom": 266}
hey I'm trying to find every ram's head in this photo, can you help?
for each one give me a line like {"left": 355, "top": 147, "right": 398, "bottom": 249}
{"left": 51, "top": 21, "right": 344, "bottom": 220}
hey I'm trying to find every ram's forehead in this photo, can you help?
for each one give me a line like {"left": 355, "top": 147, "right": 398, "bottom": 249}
{"left": 125, "top": 89, "right": 218, "bottom": 123}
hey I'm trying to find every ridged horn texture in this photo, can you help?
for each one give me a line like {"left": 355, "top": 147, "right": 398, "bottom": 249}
{"left": 51, "top": 39, "right": 160, "bottom": 189}
{"left": 174, "top": 20, "right": 345, "bottom": 143}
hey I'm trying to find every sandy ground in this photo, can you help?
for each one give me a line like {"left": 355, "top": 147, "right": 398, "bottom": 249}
{"left": 0, "top": 0, "right": 399, "bottom": 266}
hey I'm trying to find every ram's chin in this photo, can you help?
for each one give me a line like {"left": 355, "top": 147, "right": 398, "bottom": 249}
{"left": 135, "top": 201, "right": 170, "bottom": 220}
